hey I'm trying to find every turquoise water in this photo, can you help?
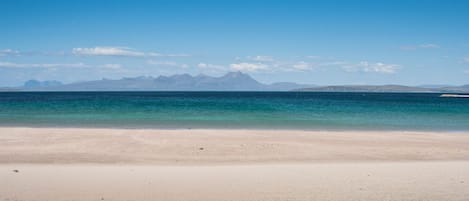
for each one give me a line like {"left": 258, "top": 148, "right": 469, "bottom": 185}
{"left": 0, "top": 92, "right": 468, "bottom": 131}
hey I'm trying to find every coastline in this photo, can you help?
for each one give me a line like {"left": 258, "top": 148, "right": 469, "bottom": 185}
{"left": 2, "top": 124, "right": 469, "bottom": 133}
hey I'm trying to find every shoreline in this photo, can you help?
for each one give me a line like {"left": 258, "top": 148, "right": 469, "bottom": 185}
{"left": 2, "top": 125, "right": 469, "bottom": 134}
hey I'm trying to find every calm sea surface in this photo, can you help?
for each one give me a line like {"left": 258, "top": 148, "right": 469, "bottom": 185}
{"left": 0, "top": 92, "right": 468, "bottom": 131}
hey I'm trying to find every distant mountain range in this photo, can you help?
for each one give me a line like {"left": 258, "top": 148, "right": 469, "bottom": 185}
{"left": 1, "top": 71, "right": 468, "bottom": 93}
{"left": 14, "top": 72, "right": 314, "bottom": 91}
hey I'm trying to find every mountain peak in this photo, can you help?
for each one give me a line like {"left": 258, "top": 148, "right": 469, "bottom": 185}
{"left": 16, "top": 72, "right": 312, "bottom": 91}
{"left": 223, "top": 71, "right": 250, "bottom": 78}
{"left": 122, "top": 76, "right": 153, "bottom": 80}
{"left": 170, "top": 73, "right": 193, "bottom": 79}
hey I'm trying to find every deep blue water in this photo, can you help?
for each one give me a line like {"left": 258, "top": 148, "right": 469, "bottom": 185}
{"left": 0, "top": 92, "right": 468, "bottom": 131}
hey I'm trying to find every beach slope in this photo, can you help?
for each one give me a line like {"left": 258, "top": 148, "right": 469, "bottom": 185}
{"left": 1, "top": 127, "right": 469, "bottom": 201}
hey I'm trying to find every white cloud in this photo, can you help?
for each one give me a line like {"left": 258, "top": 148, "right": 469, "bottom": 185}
{"left": 197, "top": 63, "right": 225, "bottom": 70}
{"left": 99, "top": 64, "right": 122, "bottom": 69}
{"left": 0, "top": 49, "right": 20, "bottom": 57}
{"left": 292, "top": 61, "right": 314, "bottom": 71}
{"left": 146, "top": 53, "right": 190, "bottom": 57}
{"left": 318, "top": 61, "right": 347, "bottom": 66}
{"left": 342, "top": 61, "right": 400, "bottom": 74}
{"left": 73, "top": 47, "right": 145, "bottom": 57}
{"left": 0, "top": 49, "right": 69, "bottom": 57}
{"left": 165, "top": 53, "right": 191, "bottom": 57}
{"left": 401, "top": 43, "right": 440, "bottom": 50}
{"left": 197, "top": 63, "right": 208, "bottom": 68}
{"left": 247, "top": 55, "right": 274, "bottom": 62}
{"left": 463, "top": 57, "right": 469, "bottom": 63}
{"left": 0, "top": 61, "right": 88, "bottom": 68}
{"left": 305, "top": 55, "right": 321, "bottom": 59}
{"left": 229, "top": 57, "right": 400, "bottom": 74}
{"left": 147, "top": 60, "right": 189, "bottom": 68}
{"left": 72, "top": 47, "right": 189, "bottom": 57}
{"left": 231, "top": 60, "right": 318, "bottom": 72}
{"left": 0, "top": 61, "right": 124, "bottom": 69}
{"left": 230, "top": 62, "right": 268, "bottom": 72}
{"left": 275, "top": 60, "right": 349, "bottom": 72}
{"left": 419, "top": 44, "right": 439, "bottom": 49}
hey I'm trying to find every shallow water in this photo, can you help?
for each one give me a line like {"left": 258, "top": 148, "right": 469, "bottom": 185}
{"left": 0, "top": 92, "right": 468, "bottom": 131}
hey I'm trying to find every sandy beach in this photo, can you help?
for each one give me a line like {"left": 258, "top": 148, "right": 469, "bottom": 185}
{"left": 1, "top": 127, "right": 469, "bottom": 201}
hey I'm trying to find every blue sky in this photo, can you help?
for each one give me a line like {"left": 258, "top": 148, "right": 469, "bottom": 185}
{"left": 1, "top": 0, "right": 469, "bottom": 86}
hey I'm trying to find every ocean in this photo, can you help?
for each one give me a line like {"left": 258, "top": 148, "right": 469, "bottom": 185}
{"left": 0, "top": 92, "right": 468, "bottom": 131}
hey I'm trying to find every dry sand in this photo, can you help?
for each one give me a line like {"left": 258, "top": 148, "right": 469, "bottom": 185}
{"left": 1, "top": 127, "right": 469, "bottom": 164}
{"left": 1, "top": 127, "right": 469, "bottom": 201}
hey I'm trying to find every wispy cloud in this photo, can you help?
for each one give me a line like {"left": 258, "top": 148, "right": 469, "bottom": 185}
{"left": 72, "top": 47, "right": 189, "bottom": 57}
{"left": 165, "top": 53, "right": 191, "bottom": 57}
{"left": 231, "top": 56, "right": 400, "bottom": 74}
{"left": 0, "top": 61, "right": 122, "bottom": 69}
{"left": 147, "top": 60, "right": 189, "bottom": 68}
{"left": 419, "top": 44, "right": 439, "bottom": 48}
{"left": 342, "top": 61, "right": 400, "bottom": 74}
{"left": 0, "top": 47, "right": 189, "bottom": 58}
{"left": 318, "top": 61, "right": 347, "bottom": 67}
{"left": 197, "top": 63, "right": 225, "bottom": 70}
{"left": 247, "top": 55, "right": 274, "bottom": 62}
{"left": 464, "top": 70, "right": 469, "bottom": 74}
{"left": 291, "top": 61, "right": 315, "bottom": 71}
{"left": 0, "top": 49, "right": 68, "bottom": 57}
{"left": 401, "top": 44, "right": 440, "bottom": 51}
{"left": 230, "top": 62, "right": 268, "bottom": 72}
{"left": 463, "top": 57, "right": 469, "bottom": 63}
{"left": 234, "top": 56, "right": 320, "bottom": 72}
{"left": 0, "top": 61, "right": 88, "bottom": 68}
{"left": 305, "top": 55, "right": 321, "bottom": 59}
{"left": 0, "top": 49, "right": 20, "bottom": 57}
{"left": 73, "top": 47, "right": 146, "bottom": 57}
{"left": 99, "top": 64, "right": 122, "bottom": 69}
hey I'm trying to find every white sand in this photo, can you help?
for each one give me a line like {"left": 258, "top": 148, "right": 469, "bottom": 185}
{"left": 1, "top": 162, "right": 469, "bottom": 201}
{"left": 1, "top": 127, "right": 469, "bottom": 201}
{"left": 1, "top": 127, "right": 469, "bottom": 164}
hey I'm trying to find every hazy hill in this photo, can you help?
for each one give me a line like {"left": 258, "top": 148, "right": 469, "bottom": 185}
{"left": 19, "top": 72, "right": 313, "bottom": 91}
{"left": 295, "top": 85, "right": 447, "bottom": 93}
{"left": 438, "top": 85, "right": 469, "bottom": 93}
{"left": 3, "top": 72, "right": 468, "bottom": 92}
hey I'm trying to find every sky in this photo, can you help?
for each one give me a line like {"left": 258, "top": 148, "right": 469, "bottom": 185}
{"left": 1, "top": 0, "right": 469, "bottom": 86}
